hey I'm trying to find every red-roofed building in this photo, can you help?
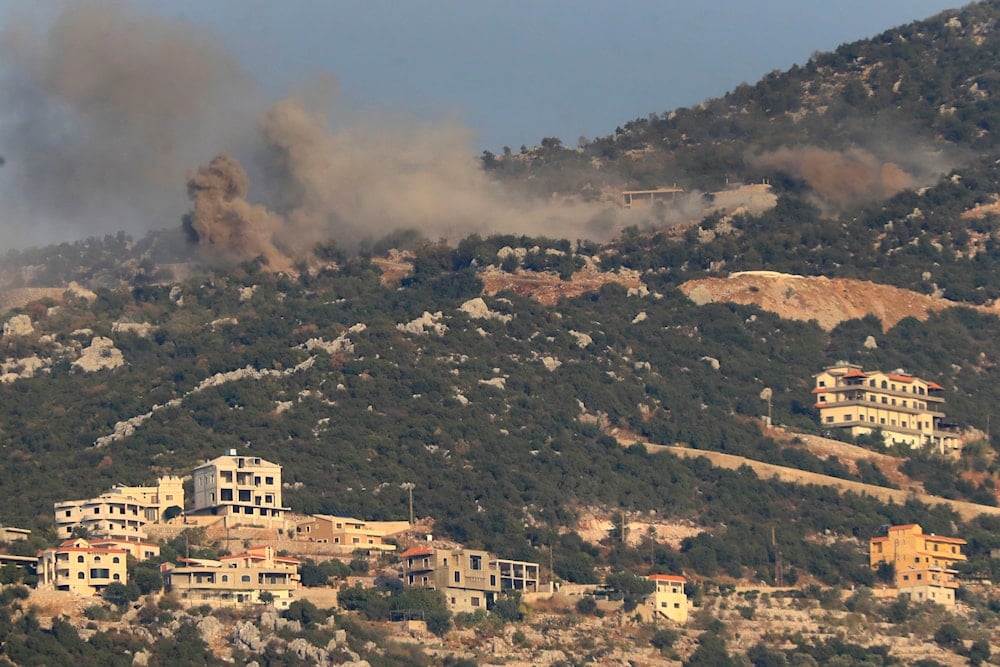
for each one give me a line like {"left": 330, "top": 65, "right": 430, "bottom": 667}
{"left": 870, "top": 524, "right": 966, "bottom": 606}
{"left": 161, "top": 545, "right": 301, "bottom": 609}
{"left": 37, "top": 538, "right": 128, "bottom": 595}
{"left": 813, "top": 364, "right": 959, "bottom": 452}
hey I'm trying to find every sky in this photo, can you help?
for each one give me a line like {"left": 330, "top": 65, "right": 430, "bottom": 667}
{"left": 0, "top": 0, "right": 967, "bottom": 249}
{"left": 142, "top": 0, "right": 962, "bottom": 152}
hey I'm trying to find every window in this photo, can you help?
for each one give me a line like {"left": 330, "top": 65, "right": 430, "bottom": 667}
{"left": 819, "top": 396, "right": 826, "bottom": 402}
{"left": 471, "top": 596, "right": 480, "bottom": 607}
{"left": 113, "top": 573, "right": 120, "bottom": 580}
{"left": 825, "top": 416, "right": 834, "bottom": 423}
{"left": 881, "top": 397, "right": 887, "bottom": 404}
{"left": 77, "top": 556, "right": 85, "bottom": 563}
{"left": 78, "top": 572, "right": 85, "bottom": 579}
{"left": 242, "top": 575, "right": 251, "bottom": 583}
{"left": 843, "top": 414, "right": 852, "bottom": 422}
{"left": 469, "top": 555, "right": 482, "bottom": 571}
{"left": 221, "top": 489, "right": 233, "bottom": 502}
{"left": 113, "top": 557, "right": 120, "bottom": 563}
{"left": 265, "top": 476, "right": 274, "bottom": 485}
{"left": 238, "top": 490, "right": 251, "bottom": 502}
{"left": 454, "top": 571, "right": 461, "bottom": 583}
{"left": 818, "top": 381, "right": 826, "bottom": 387}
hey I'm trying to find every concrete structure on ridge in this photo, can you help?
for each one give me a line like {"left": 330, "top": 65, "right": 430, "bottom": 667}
{"left": 621, "top": 187, "right": 684, "bottom": 209}
{"left": 37, "top": 538, "right": 128, "bottom": 595}
{"left": 189, "top": 450, "right": 289, "bottom": 529}
{"left": 813, "top": 363, "right": 959, "bottom": 452}
{"left": 160, "top": 545, "right": 300, "bottom": 609}
{"left": 644, "top": 574, "right": 689, "bottom": 623}
{"left": 294, "top": 515, "right": 404, "bottom": 552}
{"left": 53, "top": 476, "right": 184, "bottom": 542}
{"left": 870, "top": 523, "right": 967, "bottom": 606}
{"left": 400, "top": 545, "right": 540, "bottom": 613}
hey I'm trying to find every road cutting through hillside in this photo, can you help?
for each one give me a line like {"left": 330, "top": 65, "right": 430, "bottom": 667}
{"left": 615, "top": 436, "right": 1000, "bottom": 521}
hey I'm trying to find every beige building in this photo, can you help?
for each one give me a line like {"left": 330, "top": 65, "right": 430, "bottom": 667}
{"left": 54, "top": 476, "right": 184, "bottom": 541}
{"left": 870, "top": 524, "right": 966, "bottom": 606}
{"left": 294, "top": 515, "right": 402, "bottom": 552}
{"left": 813, "top": 364, "right": 959, "bottom": 452}
{"left": 161, "top": 545, "right": 300, "bottom": 609}
{"left": 37, "top": 538, "right": 128, "bottom": 595}
{"left": 644, "top": 574, "right": 689, "bottom": 623}
{"left": 400, "top": 546, "right": 539, "bottom": 613}
{"left": 189, "top": 450, "right": 289, "bottom": 528}
{"left": 621, "top": 187, "right": 684, "bottom": 209}
{"left": 0, "top": 526, "right": 31, "bottom": 542}
{"left": 90, "top": 538, "right": 161, "bottom": 562}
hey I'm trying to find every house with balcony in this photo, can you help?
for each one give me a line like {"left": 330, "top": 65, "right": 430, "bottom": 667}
{"left": 37, "top": 538, "right": 128, "bottom": 595}
{"left": 400, "top": 545, "right": 540, "bottom": 613}
{"left": 160, "top": 545, "right": 300, "bottom": 609}
{"left": 53, "top": 476, "right": 184, "bottom": 542}
{"left": 813, "top": 364, "right": 959, "bottom": 452}
{"left": 644, "top": 574, "right": 689, "bottom": 623}
{"left": 870, "top": 523, "right": 967, "bottom": 606}
{"left": 189, "top": 450, "right": 290, "bottom": 529}
{"left": 294, "top": 515, "right": 403, "bottom": 552}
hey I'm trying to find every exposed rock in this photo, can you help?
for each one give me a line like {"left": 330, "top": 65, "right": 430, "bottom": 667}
{"left": 196, "top": 615, "right": 223, "bottom": 644}
{"left": 631, "top": 311, "right": 648, "bottom": 324}
{"left": 73, "top": 337, "right": 125, "bottom": 372}
{"left": 864, "top": 335, "right": 878, "bottom": 349}
{"left": 303, "top": 323, "right": 366, "bottom": 355}
{"left": 701, "top": 356, "right": 721, "bottom": 370}
{"left": 540, "top": 356, "right": 562, "bottom": 372}
{"left": 458, "top": 297, "right": 512, "bottom": 323}
{"left": 568, "top": 330, "right": 593, "bottom": 348}
{"left": 3, "top": 314, "right": 33, "bottom": 338}
{"left": 479, "top": 377, "right": 506, "bottom": 390}
{"left": 112, "top": 321, "right": 156, "bottom": 337}
{"left": 239, "top": 285, "right": 258, "bottom": 301}
{"left": 210, "top": 317, "right": 239, "bottom": 330}
{"left": 397, "top": 312, "right": 447, "bottom": 336}
{"left": 680, "top": 271, "right": 991, "bottom": 331}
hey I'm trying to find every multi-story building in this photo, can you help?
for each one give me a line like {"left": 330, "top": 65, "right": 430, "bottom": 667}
{"left": 37, "top": 538, "right": 128, "bottom": 595}
{"left": 400, "top": 545, "right": 539, "bottom": 613}
{"left": 870, "top": 523, "right": 967, "bottom": 606}
{"left": 89, "top": 538, "right": 161, "bottom": 562}
{"left": 189, "top": 450, "right": 289, "bottom": 528}
{"left": 160, "top": 545, "right": 300, "bottom": 609}
{"left": 294, "top": 515, "right": 401, "bottom": 552}
{"left": 646, "top": 574, "right": 689, "bottom": 623}
{"left": 54, "top": 476, "right": 184, "bottom": 541}
{"left": 813, "top": 364, "right": 959, "bottom": 452}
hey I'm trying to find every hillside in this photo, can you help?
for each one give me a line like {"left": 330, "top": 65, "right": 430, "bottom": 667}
{"left": 8, "top": 1, "right": 1000, "bottom": 664}
{"left": 680, "top": 271, "right": 991, "bottom": 331}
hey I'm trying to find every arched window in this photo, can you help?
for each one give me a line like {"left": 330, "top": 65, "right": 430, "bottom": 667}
{"left": 77, "top": 555, "right": 85, "bottom": 563}
{"left": 77, "top": 572, "right": 85, "bottom": 579}
{"left": 241, "top": 575, "right": 251, "bottom": 583}
{"left": 113, "top": 557, "right": 120, "bottom": 563}
{"left": 113, "top": 573, "right": 120, "bottom": 580}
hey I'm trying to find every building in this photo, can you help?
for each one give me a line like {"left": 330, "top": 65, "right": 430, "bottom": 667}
{"left": 870, "top": 524, "right": 967, "bottom": 606}
{"left": 54, "top": 476, "right": 184, "bottom": 541}
{"left": 400, "top": 546, "right": 539, "bottom": 613}
{"left": 621, "top": 187, "right": 684, "bottom": 209}
{"left": 189, "top": 450, "right": 289, "bottom": 528}
{"left": 160, "top": 545, "right": 300, "bottom": 609}
{"left": 812, "top": 364, "right": 959, "bottom": 452}
{"left": 294, "top": 515, "right": 401, "bottom": 552}
{"left": 37, "top": 538, "right": 128, "bottom": 595}
{"left": 0, "top": 526, "right": 31, "bottom": 542}
{"left": 645, "top": 574, "right": 689, "bottom": 623}
{"left": 89, "top": 539, "right": 161, "bottom": 562}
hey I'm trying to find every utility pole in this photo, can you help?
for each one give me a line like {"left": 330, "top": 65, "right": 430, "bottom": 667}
{"left": 400, "top": 482, "right": 415, "bottom": 525}
{"left": 773, "top": 526, "right": 783, "bottom": 587}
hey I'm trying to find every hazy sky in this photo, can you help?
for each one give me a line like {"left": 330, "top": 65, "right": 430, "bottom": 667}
{"left": 136, "top": 0, "right": 962, "bottom": 151}
{"left": 0, "top": 0, "right": 967, "bottom": 248}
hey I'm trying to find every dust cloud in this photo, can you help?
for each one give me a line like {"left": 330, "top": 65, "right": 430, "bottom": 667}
{"left": 0, "top": 2, "right": 618, "bottom": 260}
{"left": 750, "top": 146, "right": 935, "bottom": 212}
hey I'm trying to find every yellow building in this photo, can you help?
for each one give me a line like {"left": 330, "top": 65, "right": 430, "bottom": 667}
{"left": 400, "top": 546, "right": 539, "bottom": 613}
{"left": 54, "top": 476, "right": 184, "bottom": 541}
{"left": 813, "top": 364, "right": 959, "bottom": 452}
{"left": 90, "top": 538, "right": 161, "bottom": 562}
{"left": 189, "top": 450, "right": 289, "bottom": 528}
{"left": 161, "top": 545, "right": 300, "bottom": 609}
{"left": 37, "top": 538, "right": 129, "bottom": 595}
{"left": 294, "top": 515, "right": 401, "bottom": 552}
{"left": 870, "top": 524, "right": 966, "bottom": 606}
{"left": 644, "top": 574, "right": 689, "bottom": 623}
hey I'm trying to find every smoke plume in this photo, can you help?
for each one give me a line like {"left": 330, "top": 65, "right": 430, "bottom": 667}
{"left": 750, "top": 146, "right": 921, "bottom": 211}
{"left": 0, "top": 2, "right": 259, "bottom": 247}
